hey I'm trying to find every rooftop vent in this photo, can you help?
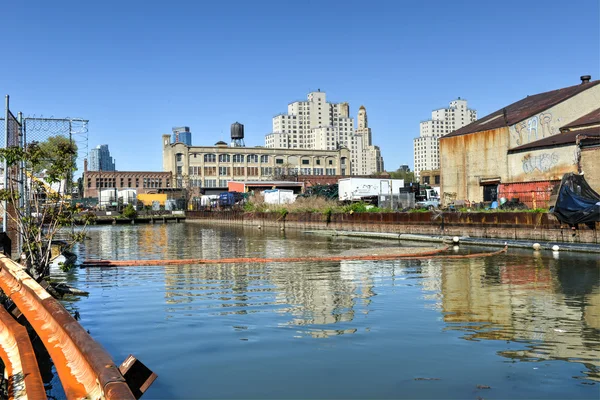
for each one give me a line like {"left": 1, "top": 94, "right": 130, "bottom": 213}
{"left": 581, "top": 75, "right": 591, "bottom": 84}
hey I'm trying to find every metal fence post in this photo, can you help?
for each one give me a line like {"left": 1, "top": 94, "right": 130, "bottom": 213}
{"left": 3, "top": 95, "right": 9, "bottom": 233}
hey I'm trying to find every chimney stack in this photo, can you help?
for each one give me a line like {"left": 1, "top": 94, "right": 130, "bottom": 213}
{"left": 580, "top": 75, "right": 591, "bottom": 84}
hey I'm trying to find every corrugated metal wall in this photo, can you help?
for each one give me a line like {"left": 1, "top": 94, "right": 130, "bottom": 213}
{"left": 498, "top": 180, "right": 559, "bottom": 209}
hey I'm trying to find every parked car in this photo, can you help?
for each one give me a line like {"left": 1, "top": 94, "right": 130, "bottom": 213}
{"left": 416, "top": 199, "right": 440, "bottom": 210}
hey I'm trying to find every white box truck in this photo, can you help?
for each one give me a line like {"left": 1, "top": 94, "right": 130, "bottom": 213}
{"left": 338, "top": 178, "right": 405, "bottom": 202}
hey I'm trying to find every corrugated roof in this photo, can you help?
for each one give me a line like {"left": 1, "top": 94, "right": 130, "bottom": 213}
{"left": 560, "top": 108, "right": 600, "bottom": 130}
{"left": 508, "top": 126, "right": 600, "bottom": 153}
{"left": 443, "top": 80, "right": 600, "bottom": 138}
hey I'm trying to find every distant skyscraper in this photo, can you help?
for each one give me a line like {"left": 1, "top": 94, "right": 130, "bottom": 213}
{"left": 172, "top": 126, "right": 192, "bottom": 146}
{"left": 88, "top": 144, "right": 116, "bottom": 171}
{"left": 264, "top": 91, "right": 384, "bottom": 175}
{"left": 413, "top": 98, "right": 477, "bottom": 178}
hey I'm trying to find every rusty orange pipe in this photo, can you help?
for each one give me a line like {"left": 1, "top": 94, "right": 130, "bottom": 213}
{"left": 82, "top": 246, "right": 508, "bottom": 268}
{"left": 0, "top": 255, "right": 135, "bottom": 400}
{"left": 0, "top": 306, "right": 46, "bottom": 400}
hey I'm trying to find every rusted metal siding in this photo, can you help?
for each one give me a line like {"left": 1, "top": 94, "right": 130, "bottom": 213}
{"left": 506, "top": 145, "right": 578, "bottom": 184}
{"left": 581, "top": 147, "right": 600, "bottom": 192}
{"left": 440, "top": 127, "right": 510, "bottom": 205}
{"left": 498, "top": 181, "right": 559, "bottom": 209}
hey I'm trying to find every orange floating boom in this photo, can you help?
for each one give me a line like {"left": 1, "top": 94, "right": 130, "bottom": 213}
{"left": 82, "top": 246, "right": 508, "bottom": 267}
{"left": 0, "top": 306, "right": 46, "bottom": 400}
{"left": 0, "top": 255, "right": 136, "bottom": 400}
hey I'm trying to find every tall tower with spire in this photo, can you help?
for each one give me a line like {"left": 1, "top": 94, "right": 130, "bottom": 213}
{"left": 353, "top": 105, "right": 383, "bottom": 174}
{"left": 357, "top": 105, "right": 368, "bottom": 130}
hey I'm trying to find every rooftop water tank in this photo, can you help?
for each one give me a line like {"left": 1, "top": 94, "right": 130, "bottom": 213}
{"left": 231, "top": 122, "right": 244, "bottom": 139}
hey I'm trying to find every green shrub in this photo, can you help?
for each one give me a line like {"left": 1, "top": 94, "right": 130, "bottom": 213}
{"left": 123, "top": 203, "right": 137, "bottom": 219}
{"left": 342, "top": 202, "right": 368, "bottom": 213}
{"left": 323, "top": 207, "right": 333, "bottom": 223}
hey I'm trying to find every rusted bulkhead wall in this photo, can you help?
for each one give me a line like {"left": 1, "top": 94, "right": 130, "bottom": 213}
{"left": 440, "top": 127, "right": 509, "bottom": 205}
{"left": 186, "top": 211, "right": 599, "bottom": 244}
{"left": 581, "top": 147, "right": 600, "bottom": 192}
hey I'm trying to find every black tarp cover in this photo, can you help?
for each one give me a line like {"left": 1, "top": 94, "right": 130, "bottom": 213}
{"left": 553, "top": 173, "right": 600, "bottom": 225}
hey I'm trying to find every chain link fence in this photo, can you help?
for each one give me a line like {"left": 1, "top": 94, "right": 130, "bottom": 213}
{"left": 22, "top": 117, "right": 89, "bottom": 198}
{"left": 378, "top": 193, "right": 416, "bottom": 210}
{"left": 2, "top": 97, "right": 89, "bottom": 255}
{"left": 1, "top": 108, "right": 23, "bottom": 254}
{"left": 1, "top": 117, "right": 89, "bottom": 191}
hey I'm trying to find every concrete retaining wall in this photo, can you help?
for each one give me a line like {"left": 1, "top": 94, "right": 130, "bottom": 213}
{"left": 186, "top": 211, "right": 599, "bottom": 244}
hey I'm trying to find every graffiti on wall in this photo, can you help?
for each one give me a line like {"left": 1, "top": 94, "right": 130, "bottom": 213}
{"left": 512, "top": 112, "right": 559, "bottom": 146}
{"left": 522, "top": 152, "right": 559, "bottom": 173}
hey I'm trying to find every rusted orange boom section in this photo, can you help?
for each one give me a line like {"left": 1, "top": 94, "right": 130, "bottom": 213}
{"left": 0, "top": 306, "right": 46, "bottom": 400}
{"left": 0, "top": 255, "right": 136, "bottom": 400}
{"left": 82, "top": 246, "right": 508, "bottom": 267}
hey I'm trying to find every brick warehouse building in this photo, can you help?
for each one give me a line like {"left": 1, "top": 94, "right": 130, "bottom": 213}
{"left": 82, "top": 159, "right": 172, "bottom": 199}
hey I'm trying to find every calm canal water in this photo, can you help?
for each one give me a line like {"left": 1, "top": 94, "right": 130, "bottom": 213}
{"left": 59, "top": 223, "right": 599, "bottom": 399}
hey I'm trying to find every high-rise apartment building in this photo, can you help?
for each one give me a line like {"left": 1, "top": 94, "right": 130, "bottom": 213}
{"left": 88, "top": 144, "right": 116, "bottom": 171}
{"left": 265, "top": 90, "right": 383, "bottom": 175}
{"left": 413, "top": 98, "right": 477, "bottom": 178}
{"left": 172, "top": 126, "right": 192, "bottom": 146}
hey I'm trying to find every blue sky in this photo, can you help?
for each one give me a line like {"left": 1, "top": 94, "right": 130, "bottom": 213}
{"left": 2, "top": 0, "right": 598, "bottom": 175}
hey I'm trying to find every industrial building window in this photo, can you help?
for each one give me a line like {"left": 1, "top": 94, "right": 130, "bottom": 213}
{"left": 219, "top": 167, "right": 230, "bottom": 176}
{"left": 233, "top": 154, "right": 244, "bottom": 163}
{"left": 260, "top": 155, "right": 269, "bottom": 163}
{"left": 233, "top": 167, "right": 245, "bottom": 176}
{"left": 328, "top": 160, "right": 333, "bottom": 165}
{"left": 219, "top": 154, "right": 231, "bottom": 163}
{"left": 247, "top": 154, "right": 258, "bottom": 163}
{"left": 204, "top": 167, "right": 216, "bottom": 176}
{"left": 435, "top": 175, "right": 440, "bottom": 184}
{"left": 204, "top": 179, "right": 216, "bottom": 188}
{"left": 219, "top": 180, "right": 228, "bottom": 187}
{"left": 248, "top": 167, "right": 259, "bottom": 176}
{"left": 176, "top": 154, "right": 182, "bottom": 162}
{"left": 276, "top": 159, "right": 284, "bottom": 164}
{"left": 302, "top": 159, "right": 310, "bottom": 165}
{"left": 204, "top": 154, "right": 216, "bottom": 163}
{"left": 261, "top": 167, "right": 272, "bottom": 176}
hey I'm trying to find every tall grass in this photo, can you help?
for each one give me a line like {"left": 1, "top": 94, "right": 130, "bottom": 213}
{"left": 242, "top": 195, "right": 549, "bottom": 214}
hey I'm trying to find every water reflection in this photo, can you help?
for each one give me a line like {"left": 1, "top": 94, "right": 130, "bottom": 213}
{"left": 439, "top": 255, "right": 600, "bottom": 381}
{"left": 71, "top": 224, "right": 600, "bottom": 398}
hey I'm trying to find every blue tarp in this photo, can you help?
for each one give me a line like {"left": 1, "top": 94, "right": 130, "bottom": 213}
{"left": 553, "top": 173, "right": 600, "bottom": 225}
